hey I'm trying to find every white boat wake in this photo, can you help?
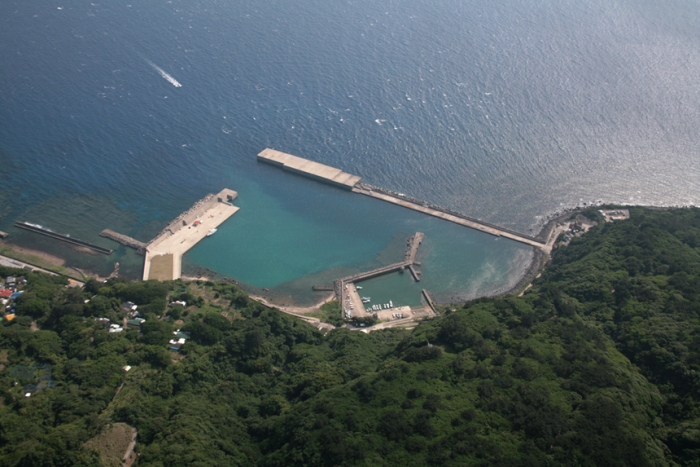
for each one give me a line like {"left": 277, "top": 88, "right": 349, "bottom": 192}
{"left": 145, "top": 59, "right": 182, "bottom": 87}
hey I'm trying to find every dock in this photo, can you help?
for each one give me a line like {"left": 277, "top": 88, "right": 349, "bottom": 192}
{"left": 143, "top": 189, "right": 240, "bottom": 281}
{"left": 335, "top": 233, "right": 423, "bottom": 320}
{"left": 14, "top": 222, "right": 113, "bottom": 255}
{"left": 257, "top": 148, "right": 361, "bottom": 190}
{"left": 255, "top": 149, "right": 555, "bottom": 250}
{"left": 0, "top": 231, "right": 8, "bottom": 239}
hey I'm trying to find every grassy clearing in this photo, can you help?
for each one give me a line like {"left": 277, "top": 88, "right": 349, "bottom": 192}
{"left": 148, "top": 254, "right": 173, "bottom": 281}
{"left": 83, "top": 422, "right": 134, "bottom": 467}
{"left": 306, "top": 300, "right": 343, "bottom": 326}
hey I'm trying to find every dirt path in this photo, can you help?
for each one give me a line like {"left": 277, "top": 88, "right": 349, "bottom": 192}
{"left": 249, "top": 293, "right": 335, "bottom": 316}
{"left": 123, "top": 427, "right": 138, "bottom": 467}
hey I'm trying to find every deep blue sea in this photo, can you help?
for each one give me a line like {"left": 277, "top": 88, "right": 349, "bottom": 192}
{"left": 1, "top": 0, "right": 699, "bottom": 306}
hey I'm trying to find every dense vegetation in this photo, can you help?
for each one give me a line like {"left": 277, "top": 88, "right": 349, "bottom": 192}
{"left": 0, "top": 206, "right": 699, "bottom": 466}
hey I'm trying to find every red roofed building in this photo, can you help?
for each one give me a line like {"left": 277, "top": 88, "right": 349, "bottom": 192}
{"left": 0, "top": 289, "right": 12, "bottom": 298}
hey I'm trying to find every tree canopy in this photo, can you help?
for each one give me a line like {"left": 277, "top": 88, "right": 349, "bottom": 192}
{"left": 1, "top": 206, "right": 699, "bottom": 466}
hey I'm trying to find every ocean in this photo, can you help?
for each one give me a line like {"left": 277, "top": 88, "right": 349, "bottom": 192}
{"left": 1, "top": 0, "right": 698, "bottom": 306}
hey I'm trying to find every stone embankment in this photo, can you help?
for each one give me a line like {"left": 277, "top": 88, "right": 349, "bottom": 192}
{"left": 100, "top": 230, "right": 147, "bottom": 255}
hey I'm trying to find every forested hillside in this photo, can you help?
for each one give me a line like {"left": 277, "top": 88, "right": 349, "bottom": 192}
{"left": 1, "top": 207, "right": 699, "bottom": 466}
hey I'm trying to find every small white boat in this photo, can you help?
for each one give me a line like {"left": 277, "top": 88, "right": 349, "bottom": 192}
{"left": 207, "top": 229, "right": 217, "bottom": 236}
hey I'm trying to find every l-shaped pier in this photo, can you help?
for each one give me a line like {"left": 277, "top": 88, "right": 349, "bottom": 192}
{"left": 142, "top": 189, "right": 239, "bottom": 281}
{"left": 335, "top": 233, "right": 424, "bottom": 319}
{"left": 257, "top": 148, "right": 554, "bottom": 250}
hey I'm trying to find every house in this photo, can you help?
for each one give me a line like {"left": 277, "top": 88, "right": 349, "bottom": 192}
{"left": 0, "top": 289, "right": 12, "bottom": 299}
{"left": 95, "top": 318, "right": 110, "bottom": 327}
{"left": 169, "top": 337, "right": 187, "bottom": 350}
{"left": 109, "top": 324, "right": 123, "bottom": 333}
{"left": 126, "top": 318, "right": 145, "bottom": 329}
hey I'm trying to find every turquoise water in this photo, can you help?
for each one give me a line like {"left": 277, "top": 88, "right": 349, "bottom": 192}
{"left": 356, "top": 272, "right": 426, "bottom": 309}
{"left": 1, "top": 0, "right": 699, "bottom": 305}
{"left": 186, "top": 173, "right": 533, "bottom": 305}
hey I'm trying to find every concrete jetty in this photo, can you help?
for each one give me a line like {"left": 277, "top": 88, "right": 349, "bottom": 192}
{"left": 254, "top": 149, "right": 555, "bottom": 250}
{"left": 143, "top": 189, "right": 239, "bottom": 281}
{"left": 335, "top": 233, "right": 423, "bottom": 319}
{"left": 257, "top": 148, "right": 361, "bottom": 190}
{"left": 404, "top": 233, "right": 424, "bottom": 263}
{"left": 100, "top": 230, "right": 147, "bottom": 255}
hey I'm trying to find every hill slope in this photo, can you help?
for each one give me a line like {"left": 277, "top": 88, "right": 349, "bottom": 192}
{"left": 0, "top": 206, "right": 699, "bottom": 466}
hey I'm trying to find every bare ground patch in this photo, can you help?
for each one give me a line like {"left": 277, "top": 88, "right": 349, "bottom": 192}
{"left": 83, "top": 423, "right": 136, "bottom": 467}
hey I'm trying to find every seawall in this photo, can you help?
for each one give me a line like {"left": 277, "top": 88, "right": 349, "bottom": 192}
{"left": 255, "top": 149, "right": 556, "bottom": 251}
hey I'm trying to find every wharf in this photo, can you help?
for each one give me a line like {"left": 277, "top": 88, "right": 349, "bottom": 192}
{"left": 0, "top": 231, "right": 8, "bottom": 239}
{"left": 257, "top": 148, "right": 361, "bottom": 190}
{"left": 143, "top": 189, "right": 239, "bottom": 281}
{"left": 14, "top": 222, "right": 113, "bottom": 255}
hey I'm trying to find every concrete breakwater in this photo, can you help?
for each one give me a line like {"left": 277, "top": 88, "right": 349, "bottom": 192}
{"left": 404, "top": 233, "right": 424, "bottom": 263}
{"left": 256, "top": 149, "right": 555, "bottom": 250}
{"left": 356, "top": 183, "right": 545, "bottom": 244}
{"left": 14, "top": 222, "right": 113, "bottom": 255}
{"left": 257, "top": 148, "right": 361, "bottom": 190}
{"left": 100, "top": 230, "right": 147, "bottom": 255}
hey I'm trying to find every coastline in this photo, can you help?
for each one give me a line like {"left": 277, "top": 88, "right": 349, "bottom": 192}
{"left": 0, "top": 206, "right": 575, "bottom": 306}
{"left": 0, "top": 241, "right": 90, "bottom": 281}
{"left": 3, "top": 203, "right": 669, "bottom": 307}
